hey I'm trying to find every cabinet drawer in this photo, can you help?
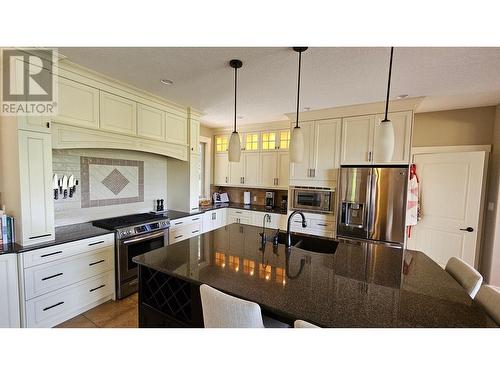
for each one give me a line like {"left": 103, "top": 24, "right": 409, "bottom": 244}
{"left": 22, "top": 234, "right": 114, "bottom": 268}
{"left": 170, "top": 215, "right": 202, "bottom": 228}
{"left": 24, "top": 246, "right": 114, "bottom": 300}
{"left": 25, "top": 271, "right": 114, "bottom": 328}
{"left": 310, "top": 219, "right": 335, "bottom": 232}
{"left": 169, "top": 222, "right": 202, "bottom": 244}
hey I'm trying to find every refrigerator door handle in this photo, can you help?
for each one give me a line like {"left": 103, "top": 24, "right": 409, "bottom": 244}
{"left": 365, "top": 170, "right": 375, "bottom": 237}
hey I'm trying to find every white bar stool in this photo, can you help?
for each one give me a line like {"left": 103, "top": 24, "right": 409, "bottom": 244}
{"left": 475, "top": 285, "right": 500, "bottom": 325}
{"left": 445, "top": 257, "right": 483, "bottom": 298}
{"left": 294, "top": 319, "right": 320, "bottom": 328}
{"left": 200, "top": 284, "right": 264, "bottom": 328}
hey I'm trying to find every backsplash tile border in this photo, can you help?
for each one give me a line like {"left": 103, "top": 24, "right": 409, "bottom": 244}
{"left": 80, "top": 156, "right": 144, "bottom": 208}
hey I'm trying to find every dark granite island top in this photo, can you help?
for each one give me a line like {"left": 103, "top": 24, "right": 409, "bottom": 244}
{"left": 133, "top": 224, "right": 496, "bottom": 328}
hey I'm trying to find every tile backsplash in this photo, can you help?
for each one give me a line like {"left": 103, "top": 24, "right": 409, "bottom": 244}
{"left": 53, "top": 149, "right": 167, "bottom": 226}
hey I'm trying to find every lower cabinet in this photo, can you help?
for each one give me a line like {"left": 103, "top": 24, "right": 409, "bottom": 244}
{"left": 19, "top": 234, "right": 115, "bottom": 328}
{"left": 202, "top": 209, "right": 227, "bottom": 233}
{"left": 169, "top": 215, "right": 203, "bottom": 244}
{"left": 0, "top": 254, "right": 21, "bottom": 328}
{"left": 227, "top": 209, "right": 252, "bottom": 224}
{"left": 289, "top": 212, "right": 336, "bottom": 238}
{"left": 251, "top": 211, "right": 281, "bottom": 229}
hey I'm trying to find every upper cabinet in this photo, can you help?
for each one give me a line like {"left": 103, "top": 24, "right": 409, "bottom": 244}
{"left": 99, "top": 91, "right": 137, "bottom": 136}
{"left": 341, "top": 111, "right": 413, "bottom": 165}
{"left": 137, "top": 103, "right": 165, "bottom": 141}
{"left": 166, "top": 112, "right": 188, "bottom": 145}
{"left": 290, "top": 119, "right": 341, "bottom": 185}
{"left": 215, "top": 135, "right": 229, "bottom": 153}
{"left": 53, "top": 77, "right": 99, "bottom": 129}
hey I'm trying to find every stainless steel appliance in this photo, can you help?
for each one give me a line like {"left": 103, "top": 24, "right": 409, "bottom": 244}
{"left": 265, "top": 191, "right": 275, "bottom": 209}
{"left": 337, "top": 166, "right": 408, "bottom": 247}
{"left": 93, "top": 213, "right": 170, "bottom": 299}
{"left": 291, "top": 186, "right": 334, "bottom": 214}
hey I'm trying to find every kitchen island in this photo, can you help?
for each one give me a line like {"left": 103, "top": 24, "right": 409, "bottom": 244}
{"left": 132, "top": 224, "right": 496, "bottom": 328}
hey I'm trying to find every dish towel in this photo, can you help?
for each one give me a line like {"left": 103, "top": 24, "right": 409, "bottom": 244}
{"left": 406, "top": 164, "right": 420, "bottom": 238}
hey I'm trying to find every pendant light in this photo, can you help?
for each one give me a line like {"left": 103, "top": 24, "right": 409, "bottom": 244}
{"left": 228, "top": 59, "right": 243, "bottom": 162}
{"left": 289, "top": 47, "right": 308, "bottom": 163}
{"left": 375, "top": 47, "right": 395, "bottom": 162}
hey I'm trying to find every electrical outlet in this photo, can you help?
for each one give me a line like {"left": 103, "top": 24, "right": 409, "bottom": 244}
{"left": 253, "top": 196, "right": 257, "bottom": 202}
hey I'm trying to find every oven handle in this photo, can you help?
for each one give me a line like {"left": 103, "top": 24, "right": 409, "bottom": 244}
{"left": 121, "top": 230, "right": 167, "bottom": 245}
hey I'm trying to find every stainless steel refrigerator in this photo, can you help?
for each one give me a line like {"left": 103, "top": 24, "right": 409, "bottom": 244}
{"left": 337, "top": 166, "right": 408, "bottom": 247}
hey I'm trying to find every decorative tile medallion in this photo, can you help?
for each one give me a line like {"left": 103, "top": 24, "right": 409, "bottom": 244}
{"left": 80, "top": 156, "right": 144, "bottom": 208}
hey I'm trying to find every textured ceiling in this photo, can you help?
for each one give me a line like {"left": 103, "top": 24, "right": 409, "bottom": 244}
{"left": 59, "top": 47, "right": 500, "bottom": 127}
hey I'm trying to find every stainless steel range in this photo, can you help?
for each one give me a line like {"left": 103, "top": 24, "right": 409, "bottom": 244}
{"left": 93, "top": 213, "right": 170, "bottom": 299}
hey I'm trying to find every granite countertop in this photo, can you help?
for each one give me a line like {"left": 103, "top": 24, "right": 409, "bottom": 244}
{"left": 189, "top": 202, "right": 287, "bottom": 216}
{"left": 133, "top": 223, "right": 497, "bottom": 328}
{"left": 0, "top": 222, "right": 113, "bottom": 255}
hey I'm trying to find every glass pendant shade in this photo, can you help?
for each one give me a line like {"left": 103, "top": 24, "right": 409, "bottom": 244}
{"left": 375, "top": 119, "right": 394, "bottom": 162}
{"left": 289, "top": 126, "right": 304, "bottom": 163}
{"left": 228, "top": 131, "right": 241, "bottom": 162}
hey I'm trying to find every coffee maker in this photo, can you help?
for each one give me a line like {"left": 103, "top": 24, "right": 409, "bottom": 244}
{"left": 265, "top": 192, "right": 275, "bottom": 209}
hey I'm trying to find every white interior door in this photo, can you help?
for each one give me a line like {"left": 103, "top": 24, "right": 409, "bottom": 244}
{"left": 406, "top": 151, "right": 487, "bottom": 268}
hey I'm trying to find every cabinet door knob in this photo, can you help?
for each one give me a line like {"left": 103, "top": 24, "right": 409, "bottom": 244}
{"left": 46, "top": 122, "right": 50, "bottom": 128}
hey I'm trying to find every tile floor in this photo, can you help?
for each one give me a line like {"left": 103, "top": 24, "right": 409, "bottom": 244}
{"left": 56, "top": 293, "right": 139, "bottom": 328}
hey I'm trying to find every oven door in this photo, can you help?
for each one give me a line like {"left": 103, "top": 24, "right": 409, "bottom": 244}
{"left": 118, "top": 229, "right": 168, "bottom": 282}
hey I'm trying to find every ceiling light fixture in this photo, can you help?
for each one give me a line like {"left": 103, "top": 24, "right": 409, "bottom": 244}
{"left": 375, "top": 47, "right": 395, "bottom": 162}
{"left": 289, "top": 47, "right": 308, "bottom": 163}
{"left": 160, "top": 79, "right": 173, "bottom": 85}
{"left": 228, "top": 59, "right": 243, "bottom": 162}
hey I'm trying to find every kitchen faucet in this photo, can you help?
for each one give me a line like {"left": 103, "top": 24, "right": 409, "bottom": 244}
{"left": 259, "top": 213, "right": 272, "bottom": 249}
{"left": 286, "top": 211, "right": 307, "bottom": 248}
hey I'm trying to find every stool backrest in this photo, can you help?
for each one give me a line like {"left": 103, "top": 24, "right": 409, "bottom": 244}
{"left": 445, "top": 257, "right": 483, "bottom": 298}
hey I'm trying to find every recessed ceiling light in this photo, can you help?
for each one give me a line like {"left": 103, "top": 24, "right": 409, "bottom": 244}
{"left": 160, "top": 79, "right": 174, "bottom": 85}
{"left": 396, "top": 94, "right": 408, "bottom": 100}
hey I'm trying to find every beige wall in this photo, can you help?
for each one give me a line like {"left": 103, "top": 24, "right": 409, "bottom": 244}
{"left": 200, "top": 125, "right": 214, "bottom": 139}
{"left": 413, "top": 107, "right": 496, "bottom": 147}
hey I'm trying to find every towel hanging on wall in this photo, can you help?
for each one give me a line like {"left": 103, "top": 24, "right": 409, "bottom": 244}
{"left": 406, "top": 164, "right": 420, "bottom": 238}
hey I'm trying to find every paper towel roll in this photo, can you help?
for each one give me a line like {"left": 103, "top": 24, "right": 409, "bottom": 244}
{"left": 244, "top": 191, "right": 251, "bottom": 205}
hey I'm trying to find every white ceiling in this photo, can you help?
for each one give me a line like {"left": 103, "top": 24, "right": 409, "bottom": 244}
{"left": 59, "top": 47, "right": 500, "bottom": 127}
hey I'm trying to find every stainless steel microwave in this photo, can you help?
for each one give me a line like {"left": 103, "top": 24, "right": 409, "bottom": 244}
{"left": 291, "top": 187, "right": 334, "bottom": 214}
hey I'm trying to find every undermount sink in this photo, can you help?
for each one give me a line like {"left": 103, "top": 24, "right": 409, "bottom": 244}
{"left": 275, "top": 231, "right": 338, "bottom": 254}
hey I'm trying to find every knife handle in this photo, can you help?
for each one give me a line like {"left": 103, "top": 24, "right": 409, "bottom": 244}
{"left": 54, "top": 189, "right": 58, "bottom": 200}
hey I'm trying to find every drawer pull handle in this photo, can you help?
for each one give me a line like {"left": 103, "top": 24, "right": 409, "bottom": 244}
{"left": 29, "top": 233, "right": 52, "bottom": 240}
{"left": 317, "top": 223, "right": 328, "bottom": 227}
{"left": 89, "top": 259, "right": 105, "bottom": 266}
{"left": 192, "top": 217, "right": 200, "bottom": 221}
{"left": 192, "top": 230, "right": 199, "bottom": 234}
{"left": 88, "top": 240, "right": 105, "bottom": 246}
{"left": 43, "top": 301, "right": 64, "bottom": 311}
{"left": 41, "top": 272, "right": 63, "bottom": 281}
{"left": 41, "top": 251, "right": 62, "bottom": 258}
{"left": 89, "top": 284, "right": 106, "bottom": 293}
{"left": 175, "top": 222, "right": 183, "bottom": 225}
{"left": 174, "top": 235, "right": 183, "bottom": 239}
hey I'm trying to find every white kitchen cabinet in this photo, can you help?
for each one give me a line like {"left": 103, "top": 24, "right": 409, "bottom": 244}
{"left": 18, "top": 130, "right": 55, "bottom": 245}
{"left": 202, "top": 209, "right": 227, "bottom": 233}
{"left": 99, "top": 91, "right": 137, "bottom": 136}
{"left": 17, "top": 115, "right": 52, "bottom": 133}
{"left": 341, "top": 111, "right": 413, "bottom": 165}
{"left": 290, "top": 119, "right": 341, "bottom": 185}
{"left": 341, "top": 115, "right": 374, "bottom": 165}
{"left": 289, "top": 212, "right": 336, "bottom": 238}
{"left": 251, "top": 211, "right": 280, "bottom": 229}
{"left": 214, "top": 153, "right": 229, "bottom": 185}
{"left": 53, "top": 77, "right": 100, "bottom": 129}
{"left": 19, "top": 233, "right": 115, "bottom": 328}
{"left": 243, "top": 152, "right": 260, "bottom": 186}
{"left": 166, "top": 112, "right": 188, "bottom": 145}
{"left": 169, "top": 215, "right": 203, "bottom": 244}
{"left": 0, "top": 254, "right": 21, "bottom": 328}
{"left": 373, "top": 111, "right": 412, "bottom": 164}
{"left": 229, "top": 158, "right": 244, "bottom": 185}
{"left": 189, "top": 118, "right": 200, "bottom": 153}
{"left": 260, "top": 151, "right": 289, "bottom": 188}
{"left": 137, "top": 103, "right": 165, "bottom": 141}
{"left": 227, "top": 209, "right": 252, "bottom": 224}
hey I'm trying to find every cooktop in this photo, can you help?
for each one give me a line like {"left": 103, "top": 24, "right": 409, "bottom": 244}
{"left": 92, "top": 210, "right": 189, "bottom": 230}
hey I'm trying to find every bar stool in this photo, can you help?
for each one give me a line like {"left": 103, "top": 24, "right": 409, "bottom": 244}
{"left": 475, "top": 285, "right": 500, "bottom": 325}
{"left": 200, "top": 284, "right": 264, "bottom": 328}
{"left": 445, "top": 257, "right": 483, "bottom": 298}
{"left": 294, "top": 319, "right": 320, "bottom": 328}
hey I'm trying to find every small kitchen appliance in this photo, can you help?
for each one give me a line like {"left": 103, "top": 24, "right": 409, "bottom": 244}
{"left": 265, "top": 192, "right": 275, "bottom": 209}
